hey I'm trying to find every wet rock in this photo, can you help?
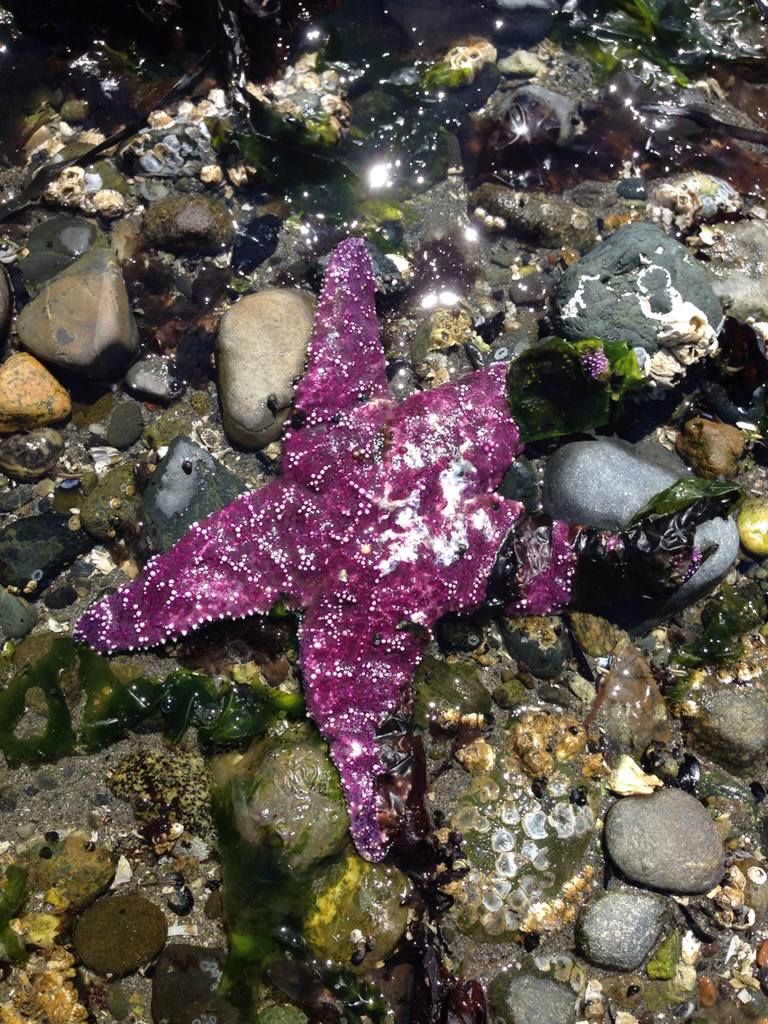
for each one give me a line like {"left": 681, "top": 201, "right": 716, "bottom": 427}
{"left": 434, "top": 615, "right": 484, "bottom": 652}
{"left": 738, "top": 499, "right": 768, "bottom": 557}
{"left": 0, "top": 512, "right": 93, "bottom": 594}
{"left": 700, "top": 218, "right": 768, "bottom": 322}
{"left": 79, "top": 462, "right": 141, "bottom": 541}
{"left": 144, "top": 194, "right": 235, "bottom": 255}
{"left": 617, "top": 177, "right": 648, "bottom": 201}
{"left": 487, "top": 968, "right": 579, "bottom": 1024}
{"left": 498, "top": 454, "right": 540, "bottom": 512}
{"left": 20, "top": 830, "right": 114, "bottom": 912}
{"left": 568, "top": 612, "right": 616, "bottom": 658}
{"left": 542, "top": 436, "right": 739, "bottom": 612}
{"left": 125, "top": 355, "right": 184, "bottom": 402}
{"left": 151, "top": 944, "right": 237, "bottom": 1024}
{"left": 74, "top": 894, "right": 168, "bottom": 976}
{"left": 0, "top": 354, "right": 71, "bottom": 434}
{"left": 143, "top": 402, "right": 196, "bottom": 450}
{"left": 500, "top": 615, "right": 565, "bottom": 679}
{"left": 216, "top": 288, "right": 316, "bottom": 447}
{"left": 473, "top": 183, "right": 596, "bottom": 251}
{"left": 232, "top": 212, "right": 282, "bottom": 275}
{"left": 575, "top": 890, "right": 668, "bottom": 971}
{"left": 21, "top": 216, "right": 101, "bottom": 288}
{"left": 553, "top": 221, "right": 722, "bottom": 357}
{"left": 604, "top": 787, "right": 724, "bottom": 894}
{"left": 0, "top": 266, "right": 9, "bottom": 339}
{"left": 16, "top": 248, "right": 140, "bottom": 378}
{"left": 105, "top": 402, "right": 144, "bottom": 449}
{"left": 303, "top": 852, "right": 410, "bottom": 968}
{"left": 0, "top": 429, "right": 64, "bottom": 481}
{"left": 109, "top": 751, "right": 215, "bottom": 849}
{"left": 413, "top": 654, "right": 492, "bottom": 729}
{"left": 218, "top": 731, "right": 349, "bottom": 874}
{"left": 542, "top": 437, "right": 687, "bottom": 531}
{"left": 0, "top": 587, "right": 37, "bottom": 637}
{"left": 683, "top": 678, "right": 768, "bottom": 775}
{"left": 141, "top": 436, "right": 246, "bottom": 552}
{"left": 697, "top": 773, "right": 757, "bottom": 841}
{"left": 676, "top": 418, "right": 743, "bottom": 479}
{"left": 257, "top": 1006, "right": 308, "bottom": 1024}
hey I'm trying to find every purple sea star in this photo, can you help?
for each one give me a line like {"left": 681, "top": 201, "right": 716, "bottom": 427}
{"left": 74, "top": 238, "right": 695, "bottom": 860}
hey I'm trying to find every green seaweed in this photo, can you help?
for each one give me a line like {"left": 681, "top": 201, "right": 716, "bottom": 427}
{"left": 0, "top": 864, "right": 27, "bottom": 961}
{"left": 675, "top": 581, "right": 767, "bottom": 667}
{"left": 629, "top": 478, "right": 745, "bottom": 525}
{"left": 556, "top": 0, "right": 765, "bottom": 87}
{"left": 506, "top": 337, "right": 642, "bottom": 443}
{"left": 0, "top": 638, "right": 78, "bottom": 765}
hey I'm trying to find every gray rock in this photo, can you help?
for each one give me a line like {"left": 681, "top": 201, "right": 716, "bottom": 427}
{"left": 106, "top": 402, "right": 144, "bottom": 449}
{"left": 487, "top": 970, "right": 578, "bottom": 1024}
{"left": 542, "top": 437, "right": 739, "bottom": 612}
{"left": 217, "top": 288, "right": 316, "bottom": 447}
{"left": 0, "top": 266, "right": 10, "bottom": 340}
{"left": 151, "top": 945, "right": 238, "bottom": 1024}
{"left": 0, "top": 587, "right": 37, "bottom": 638}
{"left": 125, "top": 355, "right": 184, "bottom": 402}
{"left": 21, "top": 216, "right": 101, "bottom": 288}
{"left": 500, "top": 615, "right": 565, "bottom": 679}
{"left": 575, "top": 890, "right": 668, "bottom": 971}
{"left": 685, "top": 684, "right": 768, "bottom": 776}
{"left": 16, "top": 248, "right": 139, "bottom": 378}
{"left": 141, "top": 436, "right": 246, "bottom": 552}
{"left": 701, "top": 219, "right": 768, "bottom": 322}
{"left": 553, "top": 221, "right": 722, "bottom": 353}
{"left": 542, "top": 437, "right": 687, "bottom": 530}
{"left": 604, "top": 787, "right": 724, "bottom": 894}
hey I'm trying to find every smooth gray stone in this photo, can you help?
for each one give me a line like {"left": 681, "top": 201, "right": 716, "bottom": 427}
{"left": 141, "top": 436, "right": 246, "bottom": 552}
{"left": 542, "top": 437, "right": 687, "bottom": 530}
{"left": 488, "top": 970, "right": 578, "bottom": 1024}
{"left": 575, "top": 890, "right": 668, "bottom": 971}
{"left": 0, "top": 587, "right": 37, "bottom": 638}
{"left": 661, "top": 515, "right": 740, "bottom": 614}
{"left": 604, "top": 787, "right": 724, "bottom": 894}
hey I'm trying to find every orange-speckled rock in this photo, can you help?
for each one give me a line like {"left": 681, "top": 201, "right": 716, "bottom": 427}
{"left": 0, "top": 353, "right": 71, "bottom": 433}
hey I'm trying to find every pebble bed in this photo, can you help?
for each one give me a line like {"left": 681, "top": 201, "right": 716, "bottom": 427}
{"left": 1, "top": 6, "right": 768, "bottom": 1024}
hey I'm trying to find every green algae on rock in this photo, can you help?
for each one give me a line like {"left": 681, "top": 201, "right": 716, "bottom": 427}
{"left": 18, "top": 831, "right": 114, "bottom": 913}
{"left": 74, "top": 894, "right": 168, "bottom": 976}
{"left": 413, "top": 654, "right": 492, "bottom": 730}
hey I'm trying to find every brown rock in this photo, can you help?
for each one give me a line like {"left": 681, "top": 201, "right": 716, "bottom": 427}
{"left": 144, "top": 194, "right": 235, "bottom": 255}
{"left": 0, "top": 353, "right": 71, "bottom": 433}
{"left": 676, "top": 417, "right": 743, "bottom": 479}
{"left": 16, "top": 247, "right": 139, "bottom": 378}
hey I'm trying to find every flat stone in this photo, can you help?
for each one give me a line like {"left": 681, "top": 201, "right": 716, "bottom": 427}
{"left": 141, "top": 436, "right": 246, "bottom": 552}
{"left": 487, "top": 969, "right": 579, "bottom": 1024}
{"left": 0, "top": 512, "right": 94, "bottom": 594}
{"left": 105, "top": 402, "right": 144, "bottom": 449}
{"left": 144, "top": 194, "right": 235, "bottom": 255}
{"left": 16, "top": 248, "right": 139, "bottom": 378}
{"left": 0, "top": 353, "right": 71, "bottom": 434}
{"left": 701, "top": 219, "right": 768, "bottom": 322}
{"left": 216, "top": 288, "right": 316, "bottom": 446}
{"left": 604, "top": 787, "right": 724, "bottom": 894}
{"left": 575, "top": 890, "right": 668, "bottom": 971}
{"left": 553, "top": 221, "right": 722, "bottom": 354}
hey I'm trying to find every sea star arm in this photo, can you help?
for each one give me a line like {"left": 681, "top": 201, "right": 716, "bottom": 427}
{"left": 290, "top": 237, "right": 389, "bottom": 430}
{"left": 73, "top": 482, "right": 326, "bottom": 653}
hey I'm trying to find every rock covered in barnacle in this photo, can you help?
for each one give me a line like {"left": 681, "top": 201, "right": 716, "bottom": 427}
{"left": 649, "top": 172, "right": 742, "bottom": 233}
{"left": 472, "top": 182, "right": 596, "bottom": 251}
{"left": 425, "top": 39, "right": 497, "bottom": 89}
{"left": 443, "top": 712, "right": 602, "bottom": 942}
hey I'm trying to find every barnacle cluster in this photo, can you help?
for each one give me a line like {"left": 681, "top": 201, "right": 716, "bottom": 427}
{"left": 0, "top": 947, "right": 88, "bottom": 1024}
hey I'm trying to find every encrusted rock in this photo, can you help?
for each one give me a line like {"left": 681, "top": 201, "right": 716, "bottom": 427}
{"left": 143, "top": 193, "right": 235, "bottom": 255}
{"left": 676, "top": 418, "right": 743, "bottom": 479}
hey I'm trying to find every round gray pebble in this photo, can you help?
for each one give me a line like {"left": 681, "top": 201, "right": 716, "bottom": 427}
{"left": 575, "top": 890, "right": 668, "bottom": 971}
{"left": 604, "top": 787, "right": 724, "bottom": 894}
{"left": 488, "top": 970, "right": 578, "bottom": 1024}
